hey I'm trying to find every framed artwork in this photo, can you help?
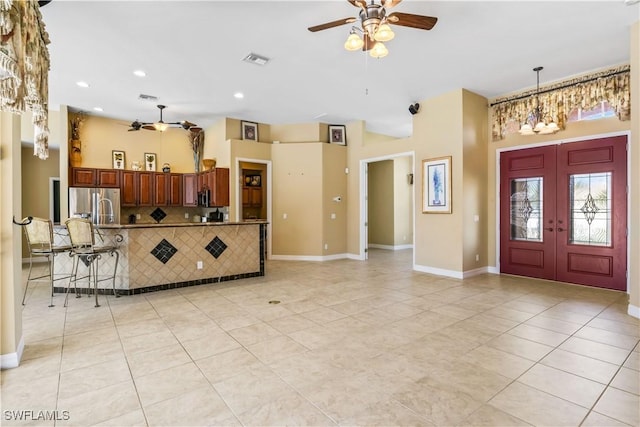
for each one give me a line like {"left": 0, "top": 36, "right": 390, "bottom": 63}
{"left": 245, "top": 174, "right": 261, "bottom": 187}
{"left": 328, "top": 125, "right": 346, "bottom": 145}
{"left": 144, "top": 153, "right": 157, "bottom": 171}
{"left": 241, "top": 121, "right": 258, "bottom": 141}
{"left": 112, "top": 150, "right": 125, "bottom": 170}
{"left": 422, "top": 156, "right": 452, "bottom": 214}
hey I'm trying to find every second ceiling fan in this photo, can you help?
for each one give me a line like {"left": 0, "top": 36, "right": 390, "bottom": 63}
{"left": 308, "top": 0, "right": 437, "bottom": 58}
{"left": 128, "top": 105, "right": 199, "bottom": 132}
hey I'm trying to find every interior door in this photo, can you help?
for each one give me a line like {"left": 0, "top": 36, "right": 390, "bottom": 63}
{"left": 500, "top": 136, "right": 627, "bottom": 291}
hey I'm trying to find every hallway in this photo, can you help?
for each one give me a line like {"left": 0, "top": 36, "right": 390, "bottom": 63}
{"left": 2, "top": 249, "right": 638, "bottom": 426}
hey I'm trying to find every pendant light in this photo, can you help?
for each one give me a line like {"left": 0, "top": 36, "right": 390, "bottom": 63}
{"left": 519, "top": 67, "right": 559, "bottom": 136}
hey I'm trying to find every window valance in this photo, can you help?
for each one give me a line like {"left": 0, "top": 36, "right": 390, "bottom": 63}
{"left": 491, "top": 65, "right": 630, "bottom": 141}
{"left": 0, "top": 0, "right": 51, "bottom": 159}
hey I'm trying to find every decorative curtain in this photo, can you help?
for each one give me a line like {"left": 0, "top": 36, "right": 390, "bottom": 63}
{"left": 491, "top": 65, "right": 631, "bottom": 141}
{"left": 0, "top": 0, "right": 51, "bottom": 159}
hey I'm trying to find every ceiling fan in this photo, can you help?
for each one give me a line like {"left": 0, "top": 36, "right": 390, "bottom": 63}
{"left": 128, "top": 105, "right": 199, "bottom": 132}
{"left": 308, "top": 0, "right": 437, "bottom": 58}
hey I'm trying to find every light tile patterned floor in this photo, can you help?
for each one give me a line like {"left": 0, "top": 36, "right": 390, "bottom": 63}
{"left": 2, "top": 249, "right": 639, "bottom": 426}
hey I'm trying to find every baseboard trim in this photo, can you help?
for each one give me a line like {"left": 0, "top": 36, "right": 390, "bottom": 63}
{"left": 0, "top": 335, "right": 24, "bottom": 370}
{"left": 270, "top": 253, "right": 349, "bottom": 262}
{"left": 413, "top": 264, "right": 464, "bottom": 279}
{"left": 463, "top": 267, "right": 490, "bottom": 278}
{"left": 487, "top": 266, "right": 500, "bottom": 275}
{"left": 628, "top": 304, "right": 640, "bottom": 319}
{"left": 368, "top": 244, "right": 414, "bottom": 251}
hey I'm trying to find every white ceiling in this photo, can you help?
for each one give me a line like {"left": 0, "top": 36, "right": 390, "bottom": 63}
{"left": 40, "top": 1, "right": 639, "bottom": 140}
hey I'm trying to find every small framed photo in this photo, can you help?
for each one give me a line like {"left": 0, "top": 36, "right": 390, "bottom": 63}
{"left": 112, "top": 150, "right": 125, "bottom": 170}
{"left": 245, "top": 174, "right": 261, "bottom": 187}
{"left": 422, "top": 156, "right": 452, "bottom": 214}
{"left": 144, "top": 153, "right": 157, "bottom": 171}
{"left": 241, "top": 121, "right": 258, "bottom": 141}
{"left": 329, "top": 125, "right": 346, "bottom": 145}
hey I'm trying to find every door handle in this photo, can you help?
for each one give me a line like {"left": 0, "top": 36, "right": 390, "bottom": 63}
{"left": 545, "top": 227, "right": 554, "bottom": 232}
{"left": 557, "top": 227, "right": 565, "bottom": 232}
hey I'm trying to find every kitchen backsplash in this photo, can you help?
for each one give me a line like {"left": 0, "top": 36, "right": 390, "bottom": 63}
{"left": 121, "top": 206, "right": 229, "bottom": 224}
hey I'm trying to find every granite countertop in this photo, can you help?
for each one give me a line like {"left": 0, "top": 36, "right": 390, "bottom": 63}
{"left": 97, "top": 220, "right": 268, "bottom": 229}
{"left": 54, "top": 221, "right": 267, "bottom": 230}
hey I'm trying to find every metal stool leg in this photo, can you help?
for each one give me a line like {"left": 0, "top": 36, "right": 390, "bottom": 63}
{"left": 21, "top": 255, "right": 35, "bottom": 305}
{"left": 111, "top": 250, "right": 120, "bottom": 299}
{"left": 49, "top": 254, "right": 55, "bottom": 307}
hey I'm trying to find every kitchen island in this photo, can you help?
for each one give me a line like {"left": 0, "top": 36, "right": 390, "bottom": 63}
{"left": 53, "top": 221, "right": 266, "bottom": 295}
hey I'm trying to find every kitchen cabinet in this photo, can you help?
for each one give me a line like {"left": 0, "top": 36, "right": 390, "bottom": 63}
{"left": 154, "top": 173, "right": 168, "bottom": 206}
{"left": 197, "top": 168, "right": 230, "bottom": 207}
{"left": 137, "top": 172, "right": 154, "bottom": 206}
{"left": 209, "top": 168, "right": 229, "bottom": 207}
{"left": 242, "top": 187, "right": 262, "bottom": 208}
{"left": 168, "top": 173, "right": 183, "bottom": 206}
{"left": 69, "top": 167, "right": 96, "bottom": 187}
{"left": 96, "top": 169, "right": 120, "bottom": 187}
{"left": 121, "top": 171, "right": 137, "bottom": 206}
{"left": 183, "top": 174, "right": 197, "bottom": 207}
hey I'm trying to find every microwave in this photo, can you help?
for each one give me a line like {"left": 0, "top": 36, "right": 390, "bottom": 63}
{"left": 197, "top": 189, "right": 210, "bottom": 207}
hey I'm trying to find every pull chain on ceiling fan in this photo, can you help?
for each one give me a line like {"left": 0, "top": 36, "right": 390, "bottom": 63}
{"left": 128, "top": 105, "right": 199, "bottom": 132}
{"left": 308, "top": 0, "right": 437, "bottom": 58}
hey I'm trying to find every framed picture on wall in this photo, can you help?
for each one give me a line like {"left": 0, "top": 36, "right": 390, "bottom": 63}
{"left": 112, "top": 150, "right": 125, "bottom": 170}
{"left": 241, "top": 121, "right": 258, "bottom": 141}
{"left": 422, "top": 156, "right": 452, "bottom": 213}
{"left": 329, "top": 125, "right": 346, "bottom": 145}
{"left": 144, "top": 153, "right": 157, "bottom": 171}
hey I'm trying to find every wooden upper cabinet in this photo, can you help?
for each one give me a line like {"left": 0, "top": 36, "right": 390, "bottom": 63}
{"left": 121, "top": 171, "right": 137, "bottom": 207}
{"left": 154, "top": 173, "right": 168, "bottom": 206}
{"left": 182, "top": 174, "right": 197, "bottom": 207}
{"left": 168, "top": 173, "right": 183, "bottom": 206}
{"left": 209, "top": 168, "right": 230, "bottom": 207}
{"left": 69, "top": 167, "right": 96, "bottom": 187}
{"left": 137, "top": 172, "right": 154, "bottom": 206}
{"left": 96, "top": 169, "right": 120, "bottom": 187}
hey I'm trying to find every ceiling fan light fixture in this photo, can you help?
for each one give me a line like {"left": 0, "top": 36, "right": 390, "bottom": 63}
{"left": 370, "top": 41, "right": 388, "bottom": 58}
{"left": 344, "top": 30, "right": 364, "bottom": 51}
{"left": 374, "top": 23, "right": 394, "bottom": 42}
{"left": 153, "top": 122, "right": 169, "bottom": 132}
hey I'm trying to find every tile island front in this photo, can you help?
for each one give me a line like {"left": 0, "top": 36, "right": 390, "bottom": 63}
{"left": 53, "top": 221, "right": 266, "bottom": 295}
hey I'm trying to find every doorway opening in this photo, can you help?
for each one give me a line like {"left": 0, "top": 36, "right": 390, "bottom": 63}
{"left": 360, "top": 152, "right": 415, "bottom": 265}
{"left": 235, "top": 158, "right": 272, "bottom": 259}
{"left": 49, "top": 177, "right": 61, "bottom": 224}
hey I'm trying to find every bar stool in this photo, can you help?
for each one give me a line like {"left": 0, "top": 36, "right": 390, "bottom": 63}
{"left": 21, "top": 217, "right": 73, "bottom": 307}
{"left": 65, "top": 218, "right": 120, "bottom": 307}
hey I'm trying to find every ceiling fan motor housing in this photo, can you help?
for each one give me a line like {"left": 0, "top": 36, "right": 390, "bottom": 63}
{"left": 360, "top": 4, "right": 386, "bottom": 40}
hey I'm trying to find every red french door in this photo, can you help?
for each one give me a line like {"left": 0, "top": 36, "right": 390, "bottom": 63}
{"left": 500, "top": 136, "right": 627, "bottom": 291}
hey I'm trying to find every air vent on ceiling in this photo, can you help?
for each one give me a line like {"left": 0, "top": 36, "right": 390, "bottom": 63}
{"left": 243, "top": 53, "right": 270, "bottom": 66}
{"left": 138, "top": 94, "right": 158, "bottom": 101}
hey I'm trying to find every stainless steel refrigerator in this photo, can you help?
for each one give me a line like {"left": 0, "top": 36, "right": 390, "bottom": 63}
{"left": 69, "top": 187, "right": 121, "bottom": 225}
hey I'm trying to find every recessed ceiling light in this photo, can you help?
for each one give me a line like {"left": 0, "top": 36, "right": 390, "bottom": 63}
{"left": 76, "top": 81, "right": 89, "bottom": 88}
{"left": 93, "top": 107, "right": 103, "bottom": 112}
{"left": 133, "top": 70, "right": 146, "bottom": 77}
{"left": 234, "top": 92, "right": 244, "bottom": 99}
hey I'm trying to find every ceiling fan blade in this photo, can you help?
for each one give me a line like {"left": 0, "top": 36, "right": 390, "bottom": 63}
{"left": 180, "top": 120, "right": 197, "bottom": 130}
{"left": 382, "top": 0, "right": 403, "bottom": 8}
{"left": 142, "top": 125, "right": 156, "bottom": 131}
{"left": 347, "top": 0, "right": 367, "bottom": 8}
{"left": 308, "top": 17, "right": 357, "bottom": 32}
{"left": 387, "top": 12, "right": 437, "bottom": 30}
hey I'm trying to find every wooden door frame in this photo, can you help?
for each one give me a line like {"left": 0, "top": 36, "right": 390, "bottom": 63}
{"left": 495, "top": 131, "right": 630, "bottom": 292}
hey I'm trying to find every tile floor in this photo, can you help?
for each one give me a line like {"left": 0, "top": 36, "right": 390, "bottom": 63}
{"left": 2, "top": 249, "right": 639, "bottom": 426}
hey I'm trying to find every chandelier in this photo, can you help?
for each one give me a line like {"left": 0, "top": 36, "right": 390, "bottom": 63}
{"left": 519, "top": 67, "right": 560, "bottom": 136}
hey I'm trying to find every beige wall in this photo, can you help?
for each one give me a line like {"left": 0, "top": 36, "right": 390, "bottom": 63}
{"left": 21, "top": 147, "right": 61, "bottom": 258}
{"left": 394, "top": 156, "right": 413, "bottom": 246}
{"left": 271, "top": 123, "right": 329, "bottom": 143}
{"left": 628, "top": 21, "right": 639, "bottom": 312}
{"left": 462, "top": 90, "right": 489, "bottom": 271}
{"left": 322, "top": 143, "right": 348, "bottom": 255}
{"left": 74, "top": 114, "right": 195, "bottom": 173}
{"left": 368, "top": 160, "right": 394, "bottom": 246}
{"left": 271, "top": 143, "right": 323, "bottom": 256}
{"left": 1, "top": 112, "right": 23, "bottom": 366}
